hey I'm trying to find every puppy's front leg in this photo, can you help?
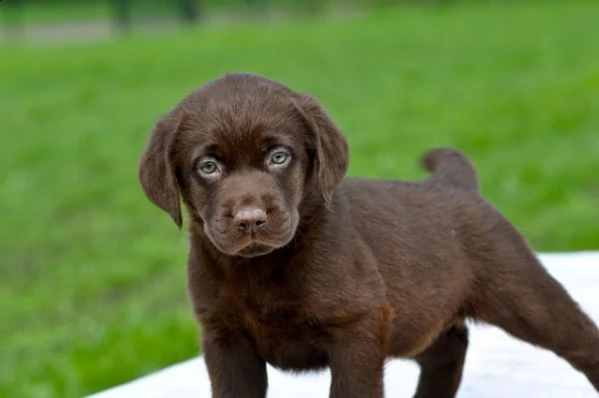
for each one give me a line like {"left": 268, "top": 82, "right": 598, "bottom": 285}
{"left": 328, "top": 309, "right": 390, "bottom": 398}
{"left": 203, "top": 329, "right": 267, "bottom": 398}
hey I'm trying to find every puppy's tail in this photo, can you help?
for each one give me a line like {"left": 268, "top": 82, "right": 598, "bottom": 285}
{"left": 421, "top": 148, "right": 479, "bottom": 192}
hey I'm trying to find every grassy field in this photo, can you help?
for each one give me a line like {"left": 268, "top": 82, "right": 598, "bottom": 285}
{"left": 1, "top": 1, "right": 598, "bottom": 396}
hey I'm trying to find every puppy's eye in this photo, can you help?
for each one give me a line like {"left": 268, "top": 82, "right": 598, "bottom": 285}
{"left": 196, "top": 158, "right": 222, "bottom": 177}
{"left": 268, "top": 149, "right": 291, "bottom": 167}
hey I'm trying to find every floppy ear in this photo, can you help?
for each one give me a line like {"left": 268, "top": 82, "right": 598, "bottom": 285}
{"left": 296, "top": 96, "right": 349, "bottom": 206}
{"left": 138, "top": 114, "right": 183, "bottom": 228}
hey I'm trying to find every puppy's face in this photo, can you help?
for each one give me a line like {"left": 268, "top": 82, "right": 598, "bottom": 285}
{"left": 139, "top": 74, "right": 348, "bottom": 258}
{"left": 174, "top": 105, "right": 309, "bottom": 257}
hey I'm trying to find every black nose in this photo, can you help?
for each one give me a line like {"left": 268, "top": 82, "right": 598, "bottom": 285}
{"left": 233, "top": 207, "right": 267, "bottom": 234}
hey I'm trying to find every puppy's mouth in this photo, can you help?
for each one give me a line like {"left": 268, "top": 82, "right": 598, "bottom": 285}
{"left": 204, "top": 225, "right": 297, "bottom": 258}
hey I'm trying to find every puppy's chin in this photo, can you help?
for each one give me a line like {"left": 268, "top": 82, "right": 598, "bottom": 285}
{"left": 236, "top": 243, "right": 277, "bottom": 258}
{"left": 208, "top": 238, "right": 290, "bottom": 258}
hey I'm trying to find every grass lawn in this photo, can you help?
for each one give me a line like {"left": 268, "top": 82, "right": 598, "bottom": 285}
{"left": 1, "top": 1, "right": 598, "bottom": 396}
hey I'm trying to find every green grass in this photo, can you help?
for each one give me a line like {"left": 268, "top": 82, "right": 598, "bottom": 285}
{"left": 1, "top": 1, "right": 599, "bottom": 396}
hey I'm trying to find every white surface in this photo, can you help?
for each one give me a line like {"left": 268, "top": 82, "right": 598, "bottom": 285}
{"left": 89, "top": 252, "right": 599, "bottom": 398}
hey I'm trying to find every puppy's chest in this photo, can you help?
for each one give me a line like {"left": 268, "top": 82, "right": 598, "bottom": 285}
{"left": 221, "top": 289, "right": 330, "bottom": 371}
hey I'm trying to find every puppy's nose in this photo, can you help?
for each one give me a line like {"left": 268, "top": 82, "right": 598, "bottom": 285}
{"left": 233, "top": 207, "right": 267, "bottom": 234}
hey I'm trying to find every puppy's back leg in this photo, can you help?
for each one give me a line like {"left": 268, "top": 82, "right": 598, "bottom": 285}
{"left": 474, "top": 249, "right": 599, "bottom": 390}
{"left": 412, "top": 324, "right": 469, "bottom": 398}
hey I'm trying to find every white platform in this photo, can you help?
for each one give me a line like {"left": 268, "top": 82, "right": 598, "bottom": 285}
{"left": 90, "top": 252, "right": 599, "bottom": 397}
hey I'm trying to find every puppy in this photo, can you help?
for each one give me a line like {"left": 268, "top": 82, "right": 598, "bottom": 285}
{"left": 139, "top": 73, "right": 599, "bottom": 398}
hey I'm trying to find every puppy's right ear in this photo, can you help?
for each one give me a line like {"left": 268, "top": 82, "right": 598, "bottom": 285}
{"left": 138, "top": 114, "right": 182, "bottom": 228}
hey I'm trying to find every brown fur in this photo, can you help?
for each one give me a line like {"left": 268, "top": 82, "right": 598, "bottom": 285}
{"left": 139, "top": 73, "right": 599, "bottom": 398}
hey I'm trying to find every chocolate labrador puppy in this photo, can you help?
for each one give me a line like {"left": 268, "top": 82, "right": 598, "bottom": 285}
{"left": 139, "top": 73, "right": 599, "bottom": 397}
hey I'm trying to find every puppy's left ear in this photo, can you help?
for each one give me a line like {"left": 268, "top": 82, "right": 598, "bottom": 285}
{"left": 295, "top": 95, "right": 349, "bottom": 206}
{"left": 138, "top": 113, "right": 183, "bottom": 228}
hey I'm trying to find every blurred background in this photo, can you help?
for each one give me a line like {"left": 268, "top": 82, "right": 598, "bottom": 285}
{"left": 1, "top": 0, "right": 598, "bottom": 396}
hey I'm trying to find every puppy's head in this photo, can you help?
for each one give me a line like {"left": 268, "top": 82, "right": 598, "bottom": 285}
{"left": 139, "top": 74, "right": 348, "bottom": 258}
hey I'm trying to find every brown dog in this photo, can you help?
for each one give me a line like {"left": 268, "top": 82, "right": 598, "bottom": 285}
{"left": 139, "top": 73, "right": 599, "bottom": 398}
